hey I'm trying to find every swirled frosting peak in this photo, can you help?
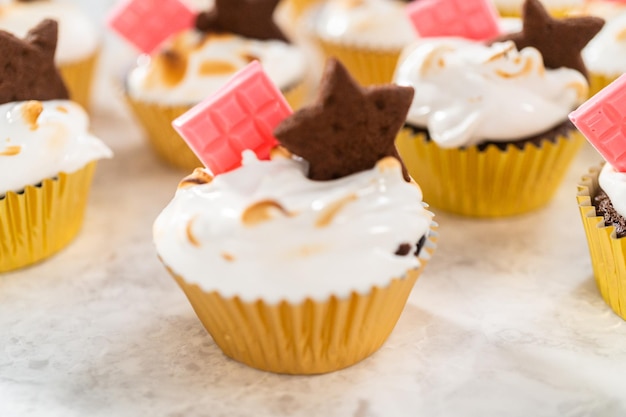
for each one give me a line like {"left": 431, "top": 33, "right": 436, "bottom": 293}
{"left": 394, "top": 39, "right": 587, "bottom": 148}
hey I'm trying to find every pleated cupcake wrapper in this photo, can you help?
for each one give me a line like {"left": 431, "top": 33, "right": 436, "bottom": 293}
{"left": 396, "top": 127, "right": 584, "bottom": 217}
{"left": 165, "top": 226, "right": 437, "bottom": 375}
{"left": 577, "top": 165, "right": 626, "bottom": 320}
{"left": 588, "top": 73, "right": 619, "bottom": 99}
{"left": 58, "top": 51, "right": 99, "bottom": 110}
{"left": 125, "top": 81, "right": 307, "bottom": 171}
{"left": 315, "top": 36, "right": 401, "bottom": 86}
{"left": 496, "top": 7, "right": 571, "bottom": 17}
{"left": 0, "top": 162, "right": 97, "bottom": 273}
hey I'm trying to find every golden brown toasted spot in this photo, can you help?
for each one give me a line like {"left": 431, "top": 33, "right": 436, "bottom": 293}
{"left": 240, "top": 53, "right": 259, "bottom": 63}
{"left": 484, "top": 42, "right": 515, "bottom": 63}
{"left": 242, "top": 200, "right": 292, "bottom": 226}
{"left": 617, "top": 27, "right": 626, "bottom": 42}
{"left": 288, "top": 244, "right": 326, "bottom": 258}
{"left": 421, "top": 45, "right": 454, "bottom": 76}
{"left": 178, "top": 168, "right": 213, "bottom": 189}
{"left": 495, "top": 57, "right": 533, "bottom": 79}
{"left": 0, "top": 145, "right": 21, "bottom": 156}
{"left": 196, "top": 32, "right": 236, "bottom": 50}
{"left": 56, "top": 105, "right": 68, "bottom": 113}
{"left": 270, "top": 145, "right": 293, "bottom": 160}
{"left": 21, "top": 101, "right": 43, "bottom": 131}
{"left": 375, "top": 156, "right": 402, "bottom": 173}
{"left": 315, "top": 193, "right": 358, "bottom": 228}
{"left": 198, "top": 60, "right": 237, "bottom": 76}
{"left": 221, "top": 252, "right": 235, "bottom": 262}
{"left": 186, "top": 217, "right": 201, "bottom": 247}
{"left": 149, "top": 49, "right": 188, "bottom": 88}
{"left": 565, "top": 81, "right": 588, "bottom": 101}
{"left": 344, "top": 0, "right": 364, "bottom": 8}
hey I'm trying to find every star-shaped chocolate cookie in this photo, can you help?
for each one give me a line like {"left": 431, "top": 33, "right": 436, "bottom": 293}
{"left": 0, "top": 19, "right": 69, "bottom": 105}
{"left": 494, "top": 0, "right": 603, "bottom": 79}
{"left": 274, "top": 58, "right": 414, "bottom": 181}
{"left": 195, "top": 0, "right": 288, "bottom": 43}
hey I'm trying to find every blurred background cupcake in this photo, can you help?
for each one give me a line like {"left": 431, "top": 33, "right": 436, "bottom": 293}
{"left": 311, "top": 0, "right": 417, "bottom": 85}
{"left": 583, "top": 12, "right": 626, "bottom": 96}
{"left": 0, "top": 20, "right": 112, "bottom": 273}
{"left": 112, "top": 0, "right": 308, "bottom": 171}
{"left": 394, "top": 0, "right": 602, "bottom": 217}
{"left": 0, "top": 0, "right": 101, "bottom": 110}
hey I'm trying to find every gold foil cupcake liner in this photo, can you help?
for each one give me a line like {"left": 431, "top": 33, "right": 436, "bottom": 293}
{"left": 315, "top": 37, "right": 402, "bottom": 86}
{"left": 577, "top": 165, "right": 626, "bottom": 320}
{"left": 396, "top": 127, "right": 584, "bottom": 217}
{"left": 58, "top": 51, "right": 99, "bottom": 110}
{"left": 125, "top": 81, "right": 307, "bottom": 171}
{"left": 496, "top": 7, "right": 572, "bottom": 17}
{"left": 165, "top": 228, "right": 437, "bottom": 375}
{"left": 588, "top": 73, "right": 619, "bottom": 98}
{"left": 0, "top": 162, "right": 97, "bottom": 273}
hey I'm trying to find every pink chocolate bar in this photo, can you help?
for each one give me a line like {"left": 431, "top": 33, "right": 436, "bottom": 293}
{"left": 570, "top": 74, "right": 626, "bottom": 172}
{"left": 172, "top": 61, "right": 292, "bottom": 175}
{"left": 108, "top": 0, "right": 196, "bottom": 54}
{"left": 406, "top": 0, "right": 501, "bottom": 41}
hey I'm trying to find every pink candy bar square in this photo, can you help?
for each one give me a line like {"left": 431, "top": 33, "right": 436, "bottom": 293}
{"left": 172, "top": 61, "right": 293, "bottom": 175}
{"left": 570, "top": 74, "right": 626, "bottom": 172}
{"left": 108, "top": 0, "right": 196, "bottom": 54}
{"left": 406, "top": 0, "right": 501, "bottom": 41}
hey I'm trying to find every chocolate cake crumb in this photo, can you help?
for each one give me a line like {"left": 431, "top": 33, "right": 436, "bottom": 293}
{"left": 395, "top": 243, "right": 412, "bottom": 256}
{"left": 594, "top": 189, "right": 626, "bottom": 238}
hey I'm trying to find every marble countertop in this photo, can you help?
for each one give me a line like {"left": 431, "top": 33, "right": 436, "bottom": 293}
{"left": 3, "top": 12, "right": 626, "bottom": 417}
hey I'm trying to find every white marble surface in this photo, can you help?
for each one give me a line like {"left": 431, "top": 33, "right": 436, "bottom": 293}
{"left": 3, "top": 2, "right": 626, "bottom": 417}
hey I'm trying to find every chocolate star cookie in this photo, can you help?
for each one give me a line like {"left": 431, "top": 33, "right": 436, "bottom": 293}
{"left": 0, "top": 19, "right": 69, "bottom": 105}
{"left": 494, "top": 0, "right": 604, "bottom": 79}
{"left": 274, "top": 58, "right": 414, "bottom": 181}
{"left": 195, "top": 0, "right": 288, "bottom": 43}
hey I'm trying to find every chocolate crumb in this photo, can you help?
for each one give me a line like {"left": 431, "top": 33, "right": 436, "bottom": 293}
{"left": 594, "top": 189, "right": 626, "bottom": 238}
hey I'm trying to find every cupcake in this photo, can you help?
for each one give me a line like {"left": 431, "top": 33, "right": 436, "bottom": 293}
{"left": 120, "top": 0, "right": 308, "bottom": 171}
{"left": 312, "top": 0, "right": 417, "bottom": 86}
{"left": 393, "top": 0, "right": 603, "bottom": 217}
{"left": 0, "top": 20, "right": 112, "bottom": 273}
{"left": 153, "top": 59, "right": 436, "bottom": 374}
{"left": 570, "top": 74, "right": 626, "bottom": 320}
{"left": 583, "top": 12, "right": 626, "bottom": 96}
{"left": 494, "top": 0, "right": 584, "bottom": 17}
{"left": 577, "top": 163, "right": 626, "bottom": 319}
{"left": 0, "top": 0, "right": 100, "bottom": 110}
